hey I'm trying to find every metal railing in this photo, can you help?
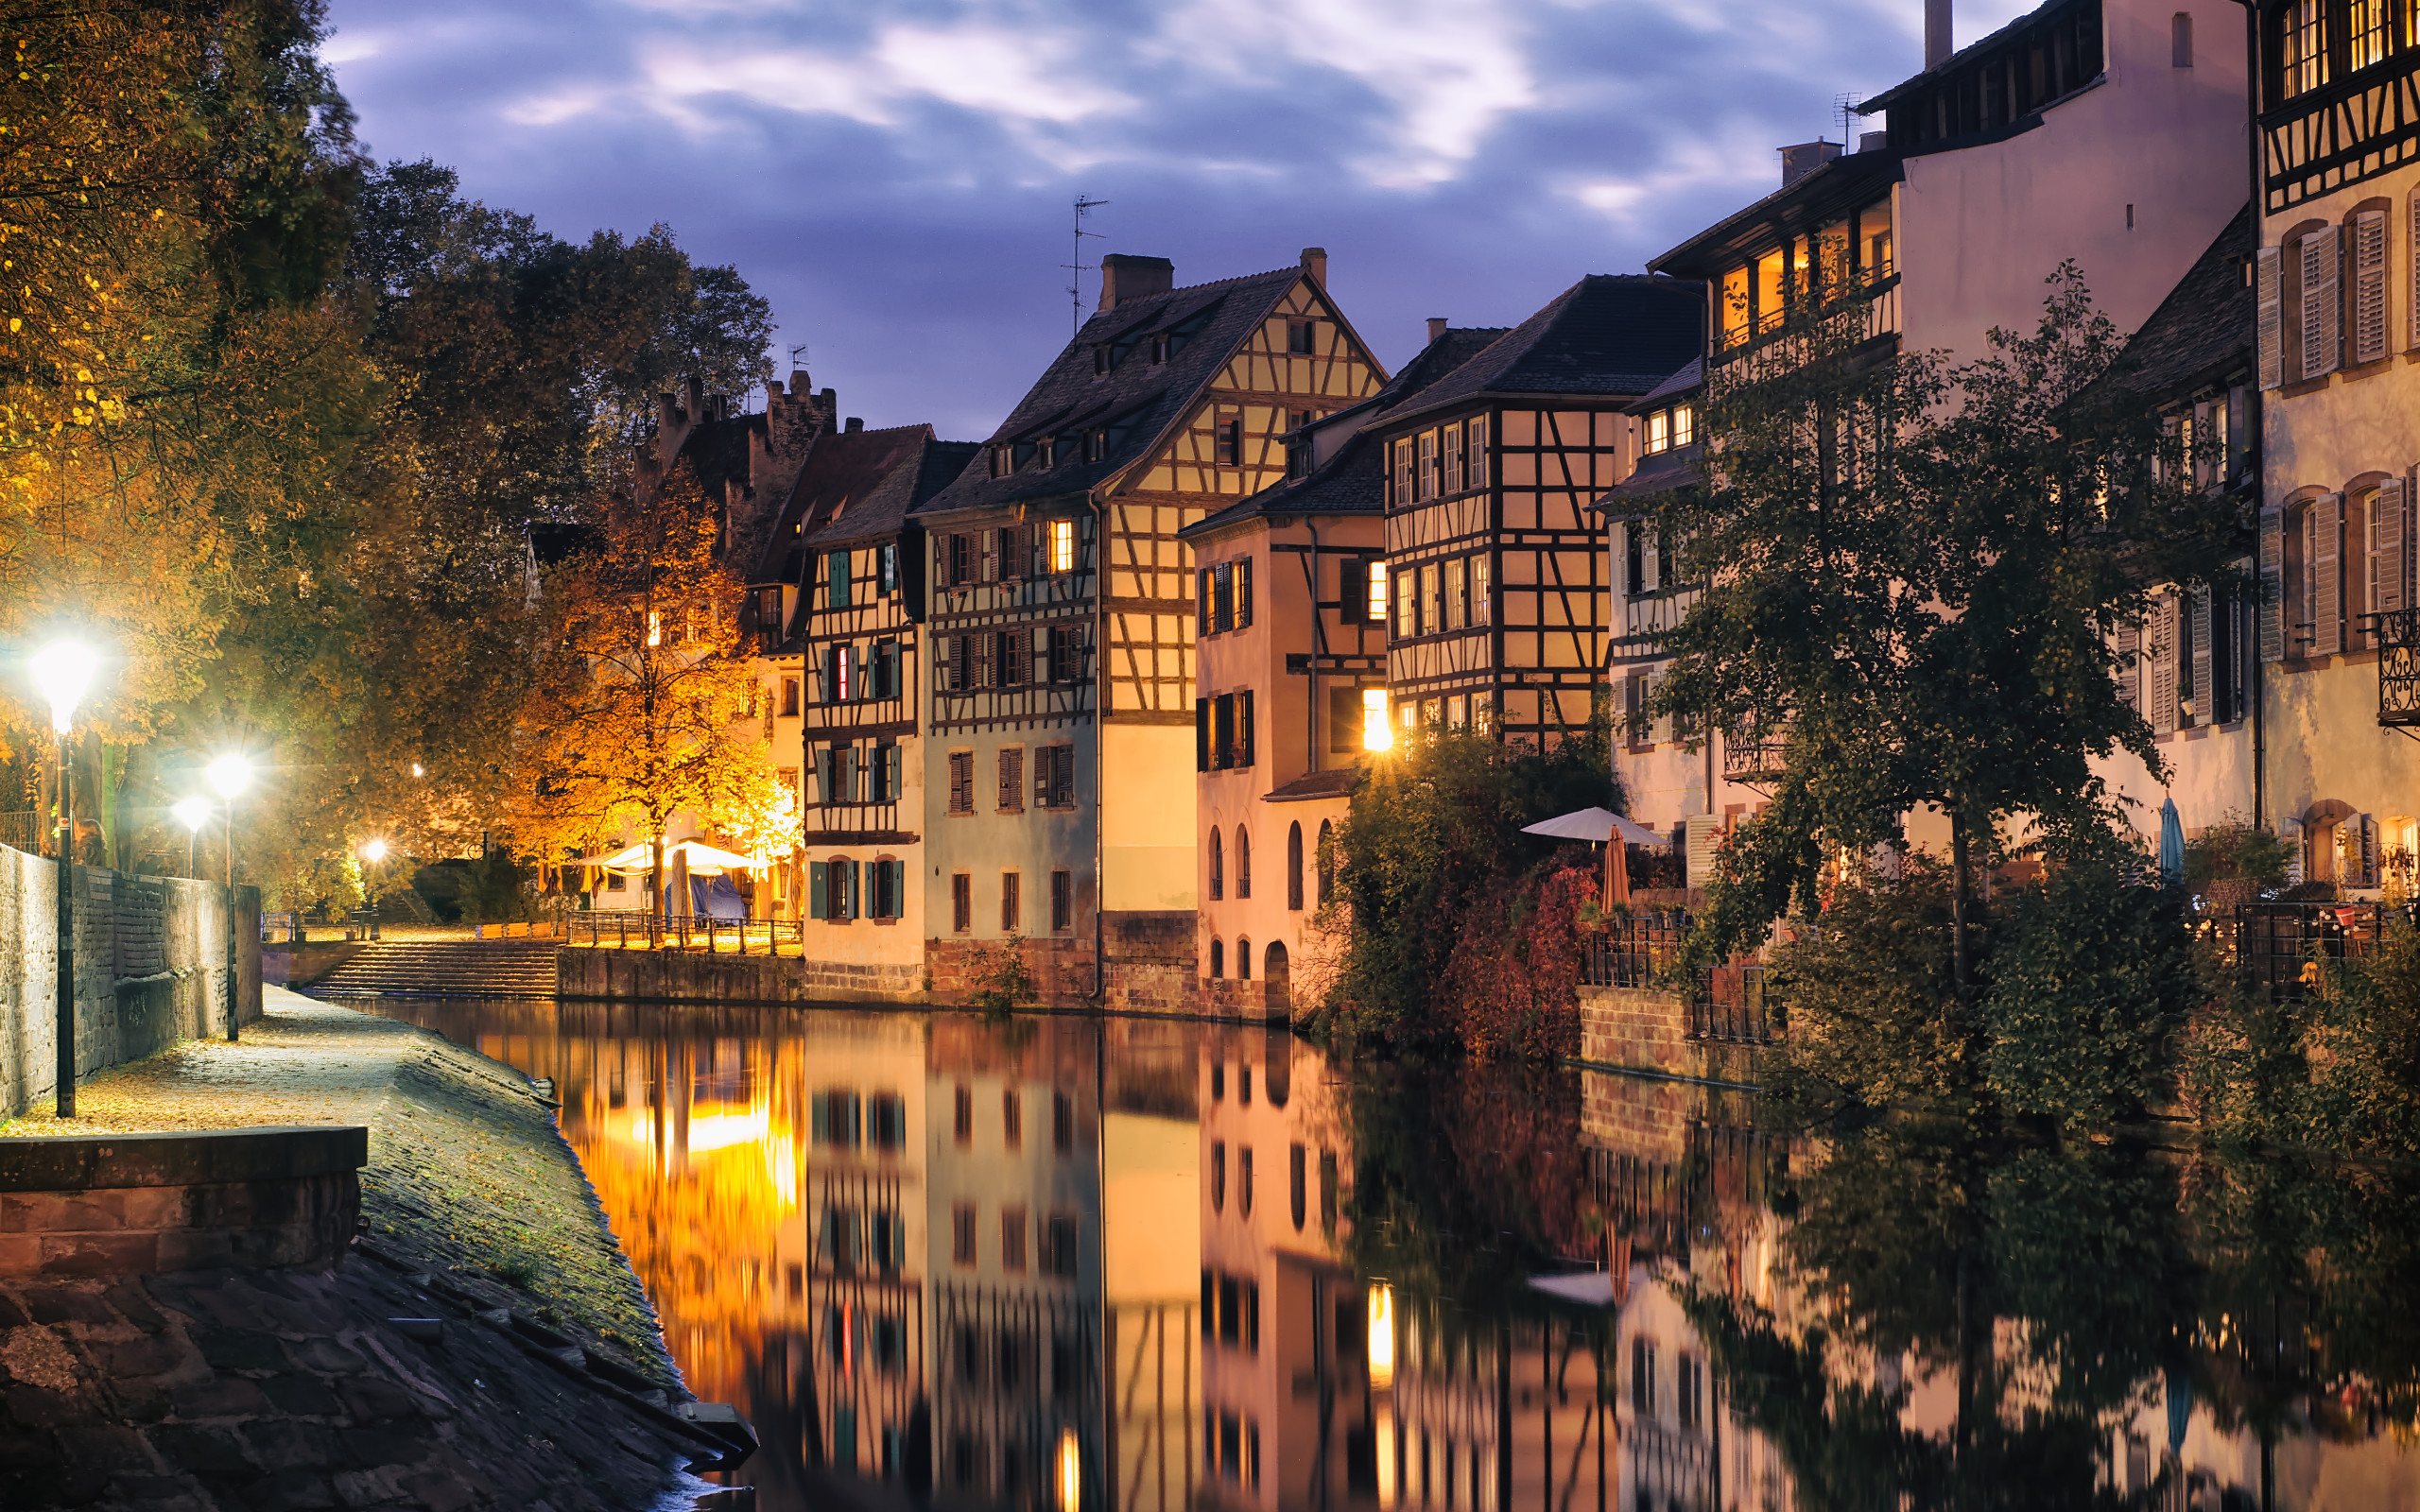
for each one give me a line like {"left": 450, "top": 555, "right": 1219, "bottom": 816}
{"left": 1691, "top": 964, "right": 1778, "bottom": 1044}
{"left": 0, "top": 812, "right": 47, "bottom": 855}
{"left": 1582, "top": 906, "right": 1692, "bottom": 988}
{"left": 2234, "top": 900, "right": 2417, "bottom": 1002}
{"left": 567, "top": 908, "right": 806, "bottom": 955}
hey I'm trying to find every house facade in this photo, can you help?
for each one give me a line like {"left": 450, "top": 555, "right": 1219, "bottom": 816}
{"left": 915, "top": 249, "right": 1388, "bottom": 1010}
{"left": 2249, "top": 0, "right": 2420, "bottom": 889}
{"left": 1625, "top": 0, "right": 2252, "bottom": 859}
{"left": 786, "top": 422, "right": 978, "bottom": 998}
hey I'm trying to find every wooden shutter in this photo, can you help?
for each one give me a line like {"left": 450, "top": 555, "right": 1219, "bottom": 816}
{"left": 1196, "top": 700, "right": 1210, "bottom": 771}
{"left": 2116, "top": 620, "right": 2141, "bottom": 713}
{"left": 1199, "top": 569, "right": 1212, "bottom": 634}
{"left": 1238, "top": 690, "right": 1255, "bottom": 768}
{"left": 2314, "top": 492, "right": 2343, "bottom": 655}
{"left": 1236, "top": 558, "right": 1253, "bottom": 628}
{"left": 2302, "top": 225, "right": 2342, "bottom": 380}
{"left": 2188, "top": 586, "right": 2213, "bottom": 727}
{"left": 809, "top": 862, "right": 828, "bottom": 920}
{"left": 2353, "top": 211, "right": 2390, "bottom": 365}
{"left": 2258, "top": 505, "right": 2285, "bottom": 661}
{"left": 2376, "top": 476, "right": 2410, "bottom": 618}
{"left": 2257, "top": 246, "right": 2283, "bottom": 390}
{"left": 2151, "top": 595, "right": 2181, "bottom": 734}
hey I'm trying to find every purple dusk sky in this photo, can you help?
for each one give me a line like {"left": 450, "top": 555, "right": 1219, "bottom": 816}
{"left": 322, "top": 0, "right": 2036, "bottom": 440}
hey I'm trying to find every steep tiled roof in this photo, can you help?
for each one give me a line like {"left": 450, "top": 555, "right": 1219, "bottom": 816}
{"left": 1263, "top": 766, "right": 1363, "bottom": 802}
{"left": 1184, "top": 325, "right": 1511, "bottom": 536}
{"left": 749, "top": 424, "right": 943, "bottom": 586}
{"left": 1386, "top": 275, "right": 1703, "bottom": 419}
{"left": 1627, "top": 357, "right": 1703, "bottom": 412}
{"left": 2084, "top": 205, "right": 2254, "bottom": 406}
{"left": 1599, "top": 444, "right": 1703, "bottom": 506}
{"left": 916, "top": 266, "right": 1311, "bottom": 518}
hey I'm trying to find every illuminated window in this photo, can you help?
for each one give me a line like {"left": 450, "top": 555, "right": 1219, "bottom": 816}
{"left": 1366, "top": 561, "right": 1388, "bottom": 623}
{"left": 1361, "top": 689, "right": 1391, "bottom": 752}
{"left": 1720, "top": 266, "right": 1751, "bottom": 347}
{"left": 1417, "top": 430, "right": 1438, "bottom": 501}
{"left": 1754, "top": 248, "right": 1786, "bottom": 332}
{"left": 2350, "top": 0, "right": 2387, "bottom": 70}
{"left": 1672, "top": 404, "right": 1694, "bottom": 447}
{"left": 1048, "top": 518, "right": 1076, "bottom": 574}
{"left": 2279, "top": 0, "right": 2330, "bottom": 98}
{"left": 1858, "top": 199, "right": 1894, "bottom": 283}
{"left": 646, "top": 610, "right": 662, "bottom": 647}
{"left": 1646, "top": 410, "right": 1669, "bottom": 454}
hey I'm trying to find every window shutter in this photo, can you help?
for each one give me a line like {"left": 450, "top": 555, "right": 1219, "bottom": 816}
{"left": 1641, "top": 525, "right": 1661, "bottom": 593}
{"left": 1649, "top": 670, "right": 1672, "bottom": 746}
{"left": 1199, "top": 569, "right": 1212, "bottom": 634}
{"left": 2354, "top": 211, "right": 2390, "bottom": 365}
{"left": 846, "top": 859, "right": 862, "bottom": 920}
{"left": 2151, "top": 595, "right": 2180, "bottom": 735}
{"left": 2376, "top": 476, "right": 2410, "bottom": 617}
{"left": 2314, "top": 492, "right": 2343, "bottom": 656}
{"left": 1238, "top": 690, "right": 1255, "bottom": 768}
{"left": 1214, "top": 562, "right": 1233, "bottom": 632}
{"left": 815, "top": 748, "right": 834, "bottom": 805}
{"left": 1197, "top": 699, "right": 1210, "bottom": 771}
{"left": 2301, "top": 225, "right": 2342, "bottom": 380}
{"left": 999, "top": 747, "right": 1022, "bottom": 811}
{"left": 2258, "top": 505, "right": 2286, "bottom": 661}
{"left": 1236, "top": 558, "right": 1253, "bottom": 628}
{"left": 2115, "top": 621, "right": 2141, "bottom": 713}
{"left": 2412, "top": 190, "right": 2420, "bottom": 350}
{"left": 809, "top": 862, "right": 828, "bottom": 920}
{"left": 1214, "top": 695, "right": 1234, "bottom": 768}
{"left": 888, "top": 746, "right": 904, "bottom": 803}
{"left": 2188, "top": 586, "right": 2214, "bottom": 727}
{"left": 2256, "top": 246, "right": 2283, "bottom": 390}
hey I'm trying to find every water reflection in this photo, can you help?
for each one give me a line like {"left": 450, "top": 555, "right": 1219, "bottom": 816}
{"left": 364, "top": 1002, "right": 2420, "bottom": 1512}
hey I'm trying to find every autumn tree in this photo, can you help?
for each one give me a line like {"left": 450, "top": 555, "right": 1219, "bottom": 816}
{"left": 509, "top": 459, "right": 777, "bottom": 911}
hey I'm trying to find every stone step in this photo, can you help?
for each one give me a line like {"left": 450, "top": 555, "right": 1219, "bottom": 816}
{"left": 306, "top": 940, "right": 562, "bottom": 1001}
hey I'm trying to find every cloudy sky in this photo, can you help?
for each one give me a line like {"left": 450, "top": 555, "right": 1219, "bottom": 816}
{"left": 322, "top": 0, "right": 2035, "bottom": 438}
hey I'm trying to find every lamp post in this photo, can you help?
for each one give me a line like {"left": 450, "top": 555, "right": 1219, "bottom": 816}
{"left": 172, "top": 796, "right": 210, "bottom": 880}
{"left": 207, "top": 754, "right": 251, "bottom": 1042}
{"left": 30, "top": 640, "right": 96, "bottom": 1119}
{"left": 361, "top": 838, "right": 388, "bottom": 941}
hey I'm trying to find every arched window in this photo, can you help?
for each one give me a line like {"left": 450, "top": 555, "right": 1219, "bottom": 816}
{"left": 1236, "top": 937, "right": 1252, "bottom": 980}
{"left": 1236, "top": 827, "right": 1252, "bottom": 899}
{"left": 1317, "top": 819, "right": 1335, "bottom": 903}
{"left": 1210, "top": 937, "right": 1225, "bottom": 979}
{"left": 1209, "top": 828, "right": 1224, "bottom": 901}
{"left": 1286, "top": 821, "right": 1304, "bottom": 910}
{"left": 1264, "top": 941, "right": 1289, "bottom": 1010}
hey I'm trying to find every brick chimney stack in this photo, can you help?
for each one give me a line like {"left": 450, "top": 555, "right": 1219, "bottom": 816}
{"left": 1301, "top": 247, "right": 1328, "bottom": 287}
{"left": 1099, "top": 254, "right": 1174, "bottom": 311}
{"left": 1926, "top": 0, "right": 1952, "bottom": 68}
{"left": 1426, "top": 318, "right": 1448, "bottom": 343}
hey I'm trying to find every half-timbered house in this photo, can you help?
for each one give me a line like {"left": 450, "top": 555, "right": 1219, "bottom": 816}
{"left": 914, "top": 249, "right": 1388, "bottom": 1008}
{"left": 1373, "top": 276, "right": 1703, "bottom": 748}
{"left": 782, "top": 423, "right": 977, "bottom": 998}
{"left": 2247, "top": 0, "right": 2420, "bottom": 889}
{"left": 1179, "top": 323, "right": 1506, "bottom": 1017}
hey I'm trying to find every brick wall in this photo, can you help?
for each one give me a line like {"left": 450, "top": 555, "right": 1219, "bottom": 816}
{"left": 1578, "top": 986, "right": 1691, "bottom": 1075}
{"left": 559, "top": 947, "right": 925, "bottom": 1005}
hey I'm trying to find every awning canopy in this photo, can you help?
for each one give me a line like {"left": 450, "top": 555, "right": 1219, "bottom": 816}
{"left": 576, "top": 839, "right": 760, "bottom": 877}
{"left": 1521, "top": 807, "right": 1668, "bottom": 846}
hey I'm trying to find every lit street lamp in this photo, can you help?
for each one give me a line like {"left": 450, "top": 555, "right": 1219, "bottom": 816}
{"left": 208, "top": 754, "right": 251, "bottom": 1043}
{"left": 360, "top": 837, "right": 389, "bottom": 940}
{"left": 29, "top": 640, "right": 97, "bottom": 1119}
{"left": 172, "top": 796, "right": 211, "bottom": 880}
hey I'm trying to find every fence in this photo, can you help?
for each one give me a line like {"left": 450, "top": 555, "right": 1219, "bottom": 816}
{"left": 0, "top": 812, "right": 45, "bottom": 855}
{"left": 567, "top": 909, "right": 805, "bottom": 956}
{"left": 2234, "top": 900, "right": 2417, "bottom": 1002}
{"left": 1691, "top": 964, "right": 1779, "bottom": 1044}
{"left": 1581, "top": 907, "right": 1692, "bottom": 988}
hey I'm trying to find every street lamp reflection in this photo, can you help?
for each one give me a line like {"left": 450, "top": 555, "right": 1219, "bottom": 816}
{"left": 1367, "top": 1282, "right": 1395, "bottom": 1388}
{"left": 1057, "top": 1427, "right": 1080, "bottom": 1512}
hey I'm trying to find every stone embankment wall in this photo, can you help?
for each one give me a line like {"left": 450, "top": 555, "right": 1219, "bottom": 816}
{"left": 561, "top": 945, "right": 925, "bottom": 1005}
{"left": 1576, "top": 985, "right": 1777, "bottom": 1087}
{"left": 0, "top": 845, "right": 261, "bottom": 1117}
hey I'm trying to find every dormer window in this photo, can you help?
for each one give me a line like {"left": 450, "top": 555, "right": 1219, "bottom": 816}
{"left": 990, "top": 445, "right": 1011, "bottom": 478}
{"left": 1085, "top": 430, "right": 1106, "bottom": 462}
{"left": 1151, "top": 334, "right": 1170, "bottom": 364}
{"left": 1093, "top": 346, "right": 1111, "bottom": 376}
{"left": 1039, "top": 436, "right": 1057, "bottom": 468}
{"left": 1642, "top": 404, "right": 1696, "bottom": 455}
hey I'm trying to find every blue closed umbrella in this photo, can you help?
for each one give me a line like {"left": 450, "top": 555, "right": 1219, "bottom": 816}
{"left": 2159, "top": 797, "right": 2186, "bottom": 889}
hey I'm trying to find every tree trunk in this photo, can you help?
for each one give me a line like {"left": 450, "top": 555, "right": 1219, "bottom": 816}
{"left": 1949, "top": 805, "right": 1971, "bottom": 1001}
{"left": 648, "top": 822, "right": 665, "bottom": 947}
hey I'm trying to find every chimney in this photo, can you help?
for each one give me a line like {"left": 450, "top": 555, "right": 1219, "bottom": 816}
{"left": 1858, "top": 130, "right": 1889, "bottom": 153}
{"left": 1926, "top": 0, "right": 1952, "bottom": 68}
{"left": 846, "top": 417, "right": 864, "bottom": 434}
{"left": 790, "top": 369, "right": 810, "bottom": 393}
{"left": 1301, "top": 247, "right": 1328, "bottom": 286}
{"left": 1780, "top": 139, "right": 1843, "bottom": 187}
{"left": 766, "top": 378, "right": 783, "bottom": 400}
{"left": 1426, "top": 318, "right": 1448, "bottom": 343}
{"left": 1099, "top": 254, "right": 1175, "bottom": 311}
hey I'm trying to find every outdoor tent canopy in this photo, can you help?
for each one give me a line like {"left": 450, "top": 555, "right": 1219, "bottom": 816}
{"left": 576, "top": 839, "right": 760, "bottom": 877}
{"left": 1521, "top": 807, "right": 1668, "bottom": 846}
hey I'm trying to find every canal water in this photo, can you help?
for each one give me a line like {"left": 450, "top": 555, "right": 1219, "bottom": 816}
{"left": 356, "top": 998, "right": 2420, "bottom": 1512}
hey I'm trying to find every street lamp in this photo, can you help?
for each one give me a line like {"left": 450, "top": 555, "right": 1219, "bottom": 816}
{"left": 172, "top": 797, "right": 210, "bottom": 879}
{"left": 1360, "top": 687, "right": 1392, "bottom": 753}
{"left": 29, "top": 640, "right": 96, "bottom": 1119}
{"left": 208, "top": 754, "right": 251, "bottom": 1042}
{"left": 360, "top": 838, "right": 389, "bottom": 940}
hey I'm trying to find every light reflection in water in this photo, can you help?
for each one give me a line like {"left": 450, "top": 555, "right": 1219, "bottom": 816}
{"left": 358, "top": 999, "right": 2420, "bottom": 1512}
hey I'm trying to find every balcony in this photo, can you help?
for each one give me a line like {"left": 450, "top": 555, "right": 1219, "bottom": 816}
{"left": 2372, "top": 609, "right": 2420, "bottom": 728}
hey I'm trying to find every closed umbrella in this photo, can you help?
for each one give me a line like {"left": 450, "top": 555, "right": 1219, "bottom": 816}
{"left": 2159, "top": 798, "right": 2186, "bottom": 889}
{"left": 1605, "top": 831, "right": 1632, "bottom": 910}
{"left": 668, "top": 846, "right": 693, "bottom": 919}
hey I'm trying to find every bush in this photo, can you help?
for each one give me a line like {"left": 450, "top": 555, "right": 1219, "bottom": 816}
{"left": 1980, "top": 850, "right": 2196, "bottom": 1127}
{"left": 2181, "top": 813, "right": 2291, "bottom": 895}
{"left": 966, "top": 935, "right": 1037, "bottom": 1018}
{"left": 1763, "top": 860, "right": 1977, "bottom": 1109}
{"left": 1435, "top": 858, "right": 1598, "bottom": 1060}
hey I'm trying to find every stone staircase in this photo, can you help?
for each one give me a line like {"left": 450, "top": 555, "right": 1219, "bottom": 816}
{"left": 305, "top": 939, "right": 560, "bottom": 1000}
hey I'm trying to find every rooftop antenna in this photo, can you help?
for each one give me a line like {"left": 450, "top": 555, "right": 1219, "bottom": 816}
{"left": 1836, "top": 92, "right": 1863, "bottom": 146}
{"left": 787, "top": 341, "right": 810, "bottom": 371}
{"left": 1064, "top": 194, "right": 1109, "bottom": 338}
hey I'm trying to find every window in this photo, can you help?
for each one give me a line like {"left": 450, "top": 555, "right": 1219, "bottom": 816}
{"left": 948, "top": 751, "right": 974, "bottom": 815}
{"left": 1053, "top": 1091, "right": 1073, "bottom": 1153}
{"left": 1211, "top": 1142, "right": 1226, "bottom": 1211}
{"left": 949, "top": 532, "right": 973, "bottom": 586}
{"left": 1443, "top": 423, "right": 1464, "bottom": 494}
{"left": 1394, "top": 570, "right": 1414, "bottom": 639}
{"left": 1678, "top": 1356, "right": 1704, "bottom": 1431}
{"left": 1287, "top": 318, "right": 1315, "bottom": 354}
{"left": 1151, "top": 333, "right": 1170, "bottom": 364}
{"left": 1048, "top": 518, "right": 1076, "bottom": 573}
{"left": 1001, "top": 871, "right": 1021, "bottom": 932}
{"left": 1236, "top": 936, "right": 1252, "bottom": 979}
{"left": 1045, "top": 1213, "right": 1079, "bottom": 1278}
{"left": 1233, "top": 558, "right": 1253, "bottom": 628}
{"left": 1632, "top": 1338, "right": 1657, "bottom": 1416}
{"left": 1366, "top": 560, "right": 1388, "bottom": 623}
{"left": 2279, "top": 0, "right": 2330, "bottom": 99}
{"left": 997, "top": 747, "right": 1025, "bottom": 812}
{"left": 1051, "top": 869, "right": 1073, "bottom": 933}
{"left": 1236, "top": 827, "right": 1252, "bottom": 899}
{"left": 1288, "top": 1143, "right": 1306, "bottom": 1230}
{"left": 1471, "top": 555, "right": 1492, "bottom": 625}
{"left": 2171, "top": 9, "right": 2193, "bottom": 65}
{"left": 1000, "top": 1208, "right": 1028, "bottom": 1272}
{"left": 1287, "top": 822, "right": 1304, "bottom": 910}
{"left": 2353, "top": 209, "right": 2390, "bottom": 365}
{"left": 1417, "top": 429, "right": 1438, "bottom": 501}
{"left": 952, "top": 872, "right": 972, "bottom": 933}
{"left": 1085, "top": 429, "right": 1106, "bottom": 462}
{"left": 1420, "top": 562, "right": 1441, "bottom": 634}
{"left": 1003, "top": 1090, "right": 1022, "bottom": 1147}
{"left": 1038, "top": 436, "right": 1056, "bottom": 469}
{"left": 878, "top": 541, "right": 898, "bottom": 593}
{"left": 780, "top": 677, "right": 800, "bottom": 717}
{"left": 952, "top": 1204, "right": 977, "bottom": 1267}
{"left": 1209, "top": 829, "right": 1224, "bottom": 901}
{"left": 826, "top": 550, "right": 852, "bottom": 610}
{"left": 870, "top": 744, "right": 900, "bottom": 803}
{"left": 1317, "top": 819, "right": 1334, "bottom": 902}
{"left": 869, "top": 1093, "right": 907, "bottom": 1150}
{"left": 1035, "top": 745, "right": 1076, "bottom": 808}
{"left": 1672, "top": 403, "right": 1694, "bottom": 447}
{"left": 1210, "top": 936, "right": 1224, "bottom": 978}
{"left": 990, "top": 445, "right": 1011, "bottom": 478}
{"left": 1646, "top": 409, "right": 1669, "bottom": 454}
{"left": 1215, "top": 412, "right": 1242, "bottom": 467}
{"left": 1238, "top": 1146, "right": 1254, "bottom": 1217}
{"left": 1391, "top": 438, "right": 1413, "bottom": 506}
{"left": 1048, "top": 625, "right": 1085, "bottom": 682}
{"left": 1328, "top": 686, "right": 1364, "bottom": 753}
{"left": 954, "top": 1085, "right": 973, "bottom": 1145}
{"left": 1858, "top": 199, "right": 1893, "bottom": 283}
